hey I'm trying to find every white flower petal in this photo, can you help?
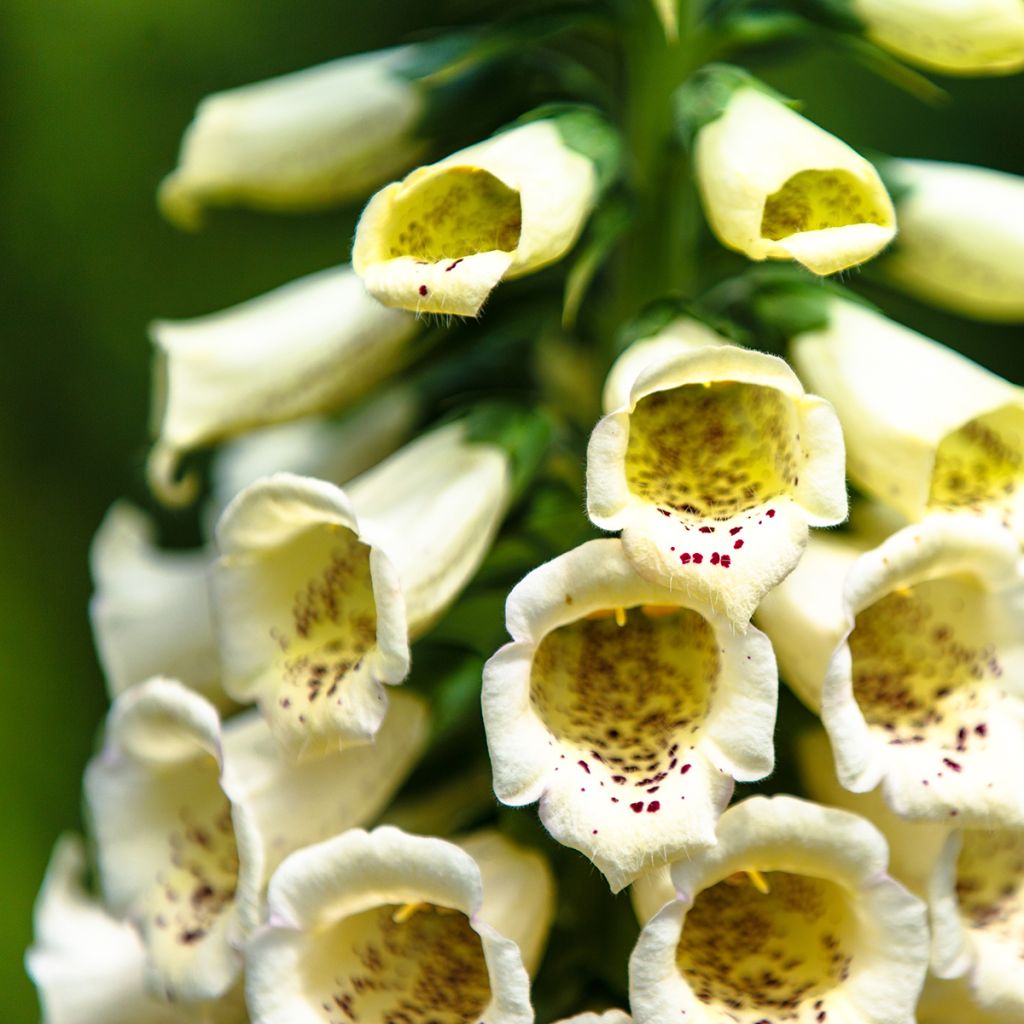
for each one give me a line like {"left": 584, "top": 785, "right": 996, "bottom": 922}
{"left": 158, "top": 47, "right": 425, "bottom": 227}
{"left": 694, "top": 87, "right": 895, "bottom": 274}
{"left": 483, "top": 538, "right": 777, "bottom": 892}
{"left": 354, "top": 119, "right": 599, "bottom": 315}
{"left": 148, "top": 265, "right": 417, "bottom": 505}
{"left": 554, "top": 1013, "right": 631, "bottom": 1024}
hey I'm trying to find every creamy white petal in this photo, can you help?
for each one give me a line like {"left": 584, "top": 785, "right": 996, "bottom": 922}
{"left": 246, "top": 827, "right": 535, "bottom": 1024}
{"left": 629, "top": 795, "right": 928, "bottom": 1024}
{"left": 588, "top": 342, "right": 847, "bottom": 626}
{"left": 554, "top": 1013, "right": 631, "bottom": 1024}
{"left": 792, "top": 298, "right": 1024, "bottom": 537}
{"left": 916, "top": 972, "right": 1016, "bottom": 1024}
{"left": 84, "top": 680, "right": 260, "bottom": 1002}
{"left": 89, "top": 503, "right": 224, "bottom": 707}
{"left": 353, "top": 118, "right": 600, "bottom": 315}
{"left": 883, "top": 159, "right": 1024, "bottom": 321}
{"left": 850, "top": 0, "right": 1024, "bottom": 76}
{"left": 821, "top": 517, "right": 1024, "bottom": 826}
{"left": 148, "top": 265, "right": 417, "bottom": 505}
{"left": 159, "top": 47, "right": 425, "bottom": 227}
{"left": 483, "top": 538, "right": 777, "bottom": 892}
{"left": 694, "top": 86, "right": 895, "bottom": 274}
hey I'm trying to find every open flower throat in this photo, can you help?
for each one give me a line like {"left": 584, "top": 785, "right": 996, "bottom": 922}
{"left": 306, "top": 903, "right": 491, "bottom": 1024}
{"left": 677, "top": 871, "right": 854, "bottom": 1022}
{"left": 531, "top": 605, "right": 718, "bottom": 806}
{"left": 761, "top": 169, "right": 889, "bottom": 241}
{"left": 625, "top": 382, "right": 802, "bottom": 524}
{"left": 956, "top": 829, "right": 1024, "bottom": 949}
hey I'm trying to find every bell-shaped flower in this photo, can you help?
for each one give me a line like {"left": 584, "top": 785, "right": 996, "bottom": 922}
{"left": 158, "top": 47, "right": 426, "bottom": 228}
{"left": 792, "top": 298, "right": 1024, "bottom": 542}
{"left": 84, "top": 678, "right": 428, "bottom": 1001}
{"left": 880, "top": 158, "right": 1024, "bottom": 322}
{"left": 678, "top": 67, "right": 896, "bottom": 275}
{"left": 629, "top": 795, "right": 929, "bottom": 1024}
{"left": 25, "top": 834, "right": 245, "bottom": 1024}
{"left": 212, "top": 419, "right": 512, "bottom": 752}
{"left": 246, "top": 826, "right": 554, "bottom": 1024}
{"left": 929, "top": 825, "right": 1024, "bottom": 1020}
{"left": 89, "top": 503, "right": 225, "bottom": 708}
{"left": 482, "top": 538, "right": 778, "bottom": 893}
{"left": 148, "top": 264, "right": 418, "bottom": 506}
{"left": 762, "top": 515, "right": 1024, "bottom": 825}
{"left": 353, "top": 109, "right": 616, "bottom": 316}
{"left": 587, "top": 337, "right": 847, "bottom": 626}
{"left": 846, "top": 0, "right": 1024, "bottom": 76}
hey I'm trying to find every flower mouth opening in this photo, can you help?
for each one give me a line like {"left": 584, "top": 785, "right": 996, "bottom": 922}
{"left": 676, "top": 870, "right": 856, "bottom": 1020}
{"left": 384, "top": 166, "right": 522, "bottom": 263}
{"left": 761, "top": 168, "right": 889, "bottom": 241}
{"left": 530, "top": 605, "right": 719, "bottom": 778}
{"left": 625, "top": 382, "right": 801, "bottom": 522}
{"left": 849, "top": 573, "right": 1002, "bottom": 747}
{"left": 302, "top": 902, "right": 491, "bottom": 1024}
{"left": 929, "top": 405, "right": 1024, "bottom": 523}
{"left": 956, "top": 830, "right": 1024, "bottom": 942}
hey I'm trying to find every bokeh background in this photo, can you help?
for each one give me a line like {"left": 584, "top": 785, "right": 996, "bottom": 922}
{"left": 2, "top": 1, "right": 1022, "bottom": 1019}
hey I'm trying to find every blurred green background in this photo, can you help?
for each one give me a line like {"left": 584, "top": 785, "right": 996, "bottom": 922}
{"left": 1, "top": 0, "right": 1021, "bottom": 1019}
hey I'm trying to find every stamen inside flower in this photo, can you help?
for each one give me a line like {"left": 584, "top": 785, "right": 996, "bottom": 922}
{"left": 849, "top": 574, "right": 1004, "bottom": 757}
{"left": 625, "top": 383, "right": 801, "bottom": 521}
{"left": 531, "top": 607, "right": 719, "bottom": 781}
{"left": 955, "top": 829, "right": 1024, "bottom": 944}
{"left": 303, "top": 903, "right": 491, "bottom": 1024}
{"left": 930, "top": 405, "right": 1024, "bottom": 526}
{"left": 677, "top": 871, "right": 855, "bottom": 1021}
{"left": 384, "top": 167, "right": 522, "bottom": 261}
{"left": 761, "top": 169, "right": 888, "bottom": 240}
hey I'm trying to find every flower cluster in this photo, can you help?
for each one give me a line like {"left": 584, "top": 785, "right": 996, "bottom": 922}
{"left": 26, "top": 2, "right": 1024, "bottom": 1023}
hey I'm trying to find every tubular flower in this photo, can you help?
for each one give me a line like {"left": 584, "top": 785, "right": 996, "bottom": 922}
{"left": 793, "top": 299, "right": 1024, "bottom": 542}
{"left": 929, "top": 826, "right": 1024, "bottom": 1020}
{"left": 89, "top": 503, "right": 224, "bottom": 708}
{"left": 880, "top": 158, "right": 1024, "bottom": 322}
{"left": 587, "top": 338, "right": 847, "bottom": 627}
{"left": 148, "top": 264, "right": 417, "bottom": 506}
{"left": 353, "top": 110, "right": 614, "bottom": 316}
{"left": 678, "top": 67, "right": 896, "bottom": 275}
{"left": 482, "top": 538, "right": 778, "bottom": 893}
{"left": 212, "top": 421, "right": 511, "bottom": 752}
{"left": 158, "top": 47, "right": 425, "bottom": 228}
{"left": 246, "top": 827, "right": 553, "bottom": 1024}
{"left": 25, "top": 835, "right": 246, "bottom": 1024}
{"left": 629, "top": 795, "right": 929, "bottom": 1024}
{"left": 84, "top": 679, "right": 428, "bottom": 1002}
{"left": 845, "top": 0, "right": 1024, "bottom": 77}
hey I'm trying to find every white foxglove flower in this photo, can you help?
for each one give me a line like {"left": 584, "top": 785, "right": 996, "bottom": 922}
{"left": 588, "top": 338, "right": 847, "bottom": 626}
{"left": 84, "top": 679, "right": 428, "bottom": 1001}
{"left": 930, "top": 827, "right": 1024, "bottom": 1020}
{"left": 793, "top": 298, "right": 1024, "bottom": 541}
{"left": 159, "top": 47, "right": 425, "bottom": 228}
{"left": 25, "top": 835, "right": 245, "bottom": 1024}
{"left": 213, "top": 420, "right": 511, "bottom": 751}
{"left": 89, "top": 503, "right": 224, "bottom": 707}
{"left": 846, "top": 0, "right": 1024, "bottom": 76}
{"left": 353, "top": 111, "right": 614, "bottom": 315}
{"left": 882, "top": 159, "right": 1024, "bottom": 322}
{"left": 246, "top": 827, "right": 553, "bottom": 1024}
{"left": 629, "top": 795, "right": 928, "bottom": 1024}
{"left": 482, "top": 539, "right": 778, "bottom": 892}
{"left": 680, "top": 68, "right": 896, "bottom": 275}
{"left": 148, "top": 265, "right": 417, "bottom": 506}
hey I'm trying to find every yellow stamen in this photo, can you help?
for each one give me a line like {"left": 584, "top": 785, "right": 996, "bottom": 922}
{"left": 392, "top": 902, "right": 429, "bottom": 924}
{"left": 614, "top": 606, "right": 627, "bottom": 627}
{"left": 724, "top": 869, "right": 771, "bottom": 894}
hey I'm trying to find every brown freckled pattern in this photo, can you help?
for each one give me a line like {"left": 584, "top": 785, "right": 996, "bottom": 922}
{"left": 955, "top": 829, "right": 1024, "bottom": 955}
{"left": 677, "top": 873, "right": 854, "bottom": 1023}
{"left": 930, "top": 406, "right": 1023, "bottom": 528}
{"left": 530, "top": 608, "right": 719, "bottom": 787}
{"left": 307, "top": 904, "right": 490, "bottom": 1024}
{"left": 625, "top": 383, "right": 802, "bottom": 522}
{"left": 384, "top": 167, "right": 522, "bottom": 262}
{"left": 849, "top": 575, "right": 1004, "bottom": 766}
{"left": 761, "top": 169, "right": 887, "bottom": 240}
